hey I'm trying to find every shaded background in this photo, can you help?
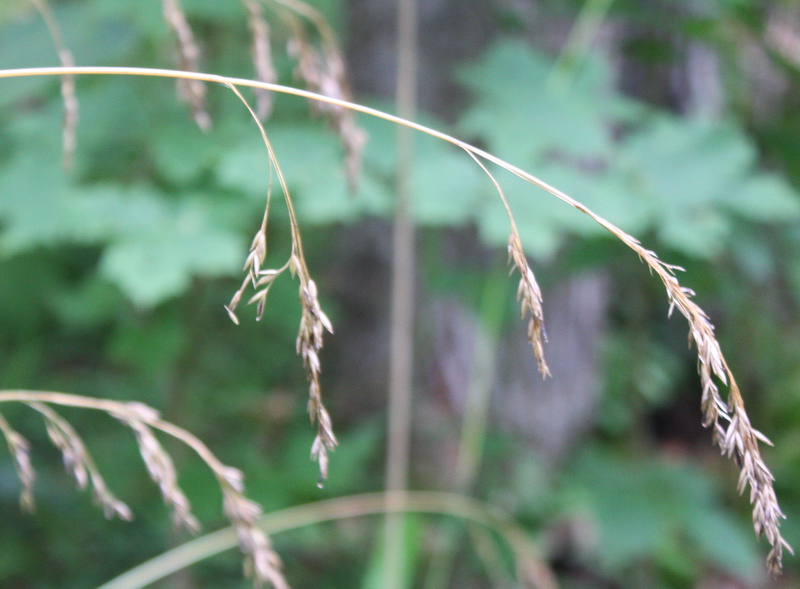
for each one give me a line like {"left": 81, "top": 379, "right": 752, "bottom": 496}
{"left": 2, "top": 0, "right": 800, "bottom": 587}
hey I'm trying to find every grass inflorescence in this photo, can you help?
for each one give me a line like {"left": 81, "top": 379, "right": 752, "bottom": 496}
{"left": 0, "top": 1, "right": 792, "bottom": 583}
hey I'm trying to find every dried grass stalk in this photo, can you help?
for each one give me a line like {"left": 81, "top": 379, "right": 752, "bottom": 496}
{"left": 274, "top": 0, "right": 366, "bottom": 190}
{"left": 0, "top": 392, "right": 288, "bottom": 589}
{"left": 219, "top": 465, "right": 289, "bottom": 589}
{"left": 538, "top": 188, "right": 792, "bottom": 573}
{"left": 223, "top": 83, "right": 337, "bottom": 482}
{"left": 296, "top": 276, "right": 337, "bottom": 482}
{"left": 0, "top": 63, "right": 790, "bottom": 573}
{"left": 626, "top": 236, "right": 789, "bottom": 574}
{"left": 458, "top": 142, "right": 791, "bottom": 572}
{"left": 160, "top": 0, "right": 211, "bottom": 130}
{"left": 0, "top": 410, "right": 35, "bottom": 512}
{"left": 508, "top": 235, "right": 549, "bottom": 378}
{"left": 244, "top": 0, "right": 277, "bottom": 120}
{"left": 113, "top": 409, "right": 200, "bottom": 533}
{"left": 28, "top": 402, "right": 133, "bottom": 521}
{"left": 32, "top": 0, "right": 78, "bottom": 170}
{"left": 467, "top": 151, "right": 549, "bottom": 377}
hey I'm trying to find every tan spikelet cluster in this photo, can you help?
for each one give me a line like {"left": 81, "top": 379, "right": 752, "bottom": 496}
{"left": 32, "top": 0, "right": 78, "bottom": 170}
{"left": 160, "top": 0, "right": 210, "bottom": 130}
{"left": 226, "top": 207, "right": 276, "bottom": 324}
{"left": 219, "top": 465, "right": 289, "bottom": 588}
{"left": 625, "top": 237, "right": 791, "bottom": 574}
{"left": 29, "top": 402, "right": 133, "bottom": 520}
{"left": 114, "top": 408, "right": 200, "bottom": 532}
{"left": 466, "top": 151, "right": 550, "bottom": 377}
{"left": 224, "top": 83, "right": 337, "bottom": 483}
{"left": 465, "top": 147, "right": 791, "bottom": 572}
{"left": 275, "top": 0, "right": 366, "bottom": 189}
{"left": 0, "top": 411, "right": 35, "bottom": 511}
{"left": 559, "top": 206, "right": 791, "bottom": 574}
{"left": 226, "top": 230, "right": 338, "bottom": 484}
{"left": 115, "top": 401, "right": 286, "bottom": 587}
{"left": 295, "top": 274, "right": 337, "bottom": 481}
{"left": 244, "top": 0, "right": 278, "bottom": 120}
{"left": 508, "top": 235, "right": 549, "bottom": 378}
{"left": 0, "top": 392, "right": 289, "bottom": 589}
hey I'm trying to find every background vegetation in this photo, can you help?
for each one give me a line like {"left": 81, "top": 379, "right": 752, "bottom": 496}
{"left": 2, "top": 0, "right": 800, "bottom": 587}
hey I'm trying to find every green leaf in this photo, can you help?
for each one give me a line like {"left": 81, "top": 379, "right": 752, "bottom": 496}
{"left": 624, "top": 115, "right": 755, "bottom": 207}
{"left": 622, "top": 116, "right": 759, "bottom": 257}
{"left": 0, "top": 150, "right": 70, "bottom": 254}
{"left": 150, "top": 118, "right": 222, "bottom": 185}
{"left": 565, "top": 449, "right": 761, "bottom": 579}
{"left": 457, "top": 39, "right": 617, "bottom": 165}
{"left": 724, "top": 173, "right": 800, "bottom": 222}
{"left": 98, "top": 194, "right": 244, "bottom": 307}
{"left": 656, "top": 207, "right": 730, "bottom": 258}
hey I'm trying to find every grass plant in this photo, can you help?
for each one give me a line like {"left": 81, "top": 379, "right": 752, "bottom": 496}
{"left": 0, "top": 1, "right": 793, "bottom": 586}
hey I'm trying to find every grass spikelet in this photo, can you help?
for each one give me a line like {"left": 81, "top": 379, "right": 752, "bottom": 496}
{"left": 0, "top": 411, "right": 35, "bottom": 512}
{"left": 0, "top": 391, "right": 289, "bottom": 589}
{"left": 298, "top": 278, "right": 336, "bottom": 483}
{"left": 473, "top": 157, "right": 792, "bottom": 572}
{"left": 274, "top": 0, "right": 366, "bottom": 190}
{"left": 113, "top": 408, "right": 200, "bottom": 533}
{"left": 244, "top": 0, "right": 277, "bottom": 120}
{"left": 466, "top": 151, "right": 549, "bottom": 377}
{"left": 31, "top": 0, "right": 78, "bottom": 170}
{"left": 224, "top": 83, "right": 338, "bottom": 483}
{"left": 160, "top": 0, "right": 210, "bottom": 130}
{"left": 28, "top": 402, "right": 133, "bottom": 521}
{"left": 219, "top": 465, "right": 289, "bottom": 588}
{"left": 0, "top": 63, "right": 790, "bottom": 574}
{"left": 508, "top": 235, "right": 549, "bottom": 378}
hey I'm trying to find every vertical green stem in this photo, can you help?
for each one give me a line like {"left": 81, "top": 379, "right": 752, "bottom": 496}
{"left": 384, "top": 0, "right": 418, "bottom": 586}
{"left": 548, "top": 0, "right": 615, "bottom": 92}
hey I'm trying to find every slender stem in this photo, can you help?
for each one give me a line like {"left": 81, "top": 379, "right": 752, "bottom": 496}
{"left": 0, "top": 65, "right": 616, "bottom": 216}
{"left": 97, "top": 491, "right": 553, "bottom": 589}
{"left": 384, "top": 0, "right": 419, "bottom": 587}
{"left": 548, "top": 0, "right": 615, "bottom": 92}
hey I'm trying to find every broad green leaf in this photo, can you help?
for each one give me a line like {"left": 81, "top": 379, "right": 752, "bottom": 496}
{"left": 182, "top": 0, "right": 246, "bottom": 23}
{"left": 565, "top": 449, "right": 760, "bottom": 578}
{"left": 622, "top": 116, "right": 757, "bottom": 257}
{"left": 65, "top": 184, "right": 169, "bottom": 244}
{"left": 151, "top": 118, "right": 222, "bottom": 185}
{"left": 656, "top": 207, "right": 730, "bottom": 258}
{"left": 98, "top": 194, "right": 244, "bottom": 307}
{"left": 0, "top": 150, "right": 70, "bottom": 253}
{"left": 268, "top": 124, "right": 392, "bottom": 223}
{"left": 457, "top": 39, "right": 629, "bottom": 165}
{"left": 623, "top": 115, "right": 755, "bottom": 206}
{"left": 724, "top": 173, "right": 800, "bottom": 222}
{"left": 685, "top": 509, "right": 762, "bottom": 583}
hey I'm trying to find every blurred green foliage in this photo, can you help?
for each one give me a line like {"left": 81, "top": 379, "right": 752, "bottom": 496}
{"left": 1, "top": 0, "right": 800, "bottom": 588}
